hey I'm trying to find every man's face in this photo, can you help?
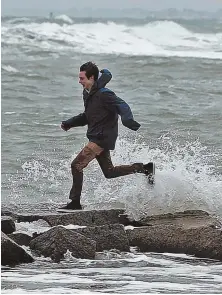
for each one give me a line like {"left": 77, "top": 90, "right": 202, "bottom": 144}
{"left": 79, "top": 71, "right": 94, "bottom": 90}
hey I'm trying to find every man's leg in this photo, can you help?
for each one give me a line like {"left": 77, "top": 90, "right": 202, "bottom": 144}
{"left": 96, "top": 150, "right": 145, "bottom": 178}
{"left": 69, "top": 142, "right": 104, "bottom": 203}
{"left": 58, "top": 142, "right": 104, "bottom": 210}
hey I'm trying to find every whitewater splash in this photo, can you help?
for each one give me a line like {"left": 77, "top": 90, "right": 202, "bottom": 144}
{"left": 86, "top": 132, "right": 222, "bottom": 221}
{"left": 18, "top": 131, "right": 222, "bottom": 221}
{"left": 2, "top": 17, "right": 222, "bottom": 59}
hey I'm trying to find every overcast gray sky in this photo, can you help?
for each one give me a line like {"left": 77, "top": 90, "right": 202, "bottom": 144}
{"left": 2, "top": 0, "right": 222, "bottom": 15}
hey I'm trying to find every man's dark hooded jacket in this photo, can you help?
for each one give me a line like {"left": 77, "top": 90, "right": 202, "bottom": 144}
{"left": 62, "top": 69, "right": 141, "bottom": 150}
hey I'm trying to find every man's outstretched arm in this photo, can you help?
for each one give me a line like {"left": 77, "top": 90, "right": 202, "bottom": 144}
{"left": 61, "top": 112, "right": 88, "bottom": 131}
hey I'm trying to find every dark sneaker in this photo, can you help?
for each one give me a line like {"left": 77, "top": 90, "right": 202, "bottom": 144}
{"left": 132, "top": 162, "right": 144, "bottom": 173}
{"left": 57, "top": 200, "right": 82, "bottom": 211}
{"left": 143, "top": 162, "right": 155, "bottom": 176}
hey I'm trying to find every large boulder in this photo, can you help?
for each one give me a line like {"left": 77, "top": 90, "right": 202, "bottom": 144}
{"left": 136, "top": 210, "right": 221, "bottom": 228}
{"left": 1, "top": 216, "right": 16, "bottom": 234}
{"left": 126, "top": 224, "right": 222, "bottom": 261}
{"left": 120, "top": 210, "right": 221, "bottom": 228}
{"left": 73, "top": 223, "right": 130, "bottom": 252}
{"left": 16, "top": 209, "right": 124, "bottom": 227}
{"left": 1, "top": 232, "right": 34, "bottom": 266}
{"left": 1, "top": 209, "right": 18, "bottom": 220}
{"left": 125, "top": 210, "right": 222, "bottom": 261}
{"left": 42, "top": 209, "right": 124, "bottom": 227}
{"left": 30, "top": 226, "right": 96, "bottom": 262}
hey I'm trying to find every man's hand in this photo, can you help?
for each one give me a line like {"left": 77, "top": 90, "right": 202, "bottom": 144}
{"left": 122, "top": 119, "right": 141, "bottom": 131}
{"left": 61, "top": 122, "right": 70, "bottom": 131}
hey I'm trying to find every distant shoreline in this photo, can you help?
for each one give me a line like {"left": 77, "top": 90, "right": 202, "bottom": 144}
{"left": 1, "top": 8, "right": 222, "bottom": 19}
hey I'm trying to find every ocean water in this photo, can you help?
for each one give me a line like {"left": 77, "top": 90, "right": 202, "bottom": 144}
{"left": 1, "top": 15, "right": 222, "bottom": 293}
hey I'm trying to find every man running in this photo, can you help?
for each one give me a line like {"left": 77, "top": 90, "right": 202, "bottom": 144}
{"left": 59, "top": 62, "right": 154, "bottom": 210}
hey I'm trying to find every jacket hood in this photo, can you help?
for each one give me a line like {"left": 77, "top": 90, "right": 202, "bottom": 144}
{"left": 97, "top": 69, "right": 112, "bottom": 89}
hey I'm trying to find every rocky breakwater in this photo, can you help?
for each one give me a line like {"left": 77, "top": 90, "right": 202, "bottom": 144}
{"left": 1, "top": 208, "right": 222, "bottom": 265}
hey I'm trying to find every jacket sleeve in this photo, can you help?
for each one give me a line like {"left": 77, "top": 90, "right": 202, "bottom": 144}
{"left": 62, "top": 112, "right": 88, "bottom": 129}
{"left": 101, "top": 91, "right": 141, "bottom": 131}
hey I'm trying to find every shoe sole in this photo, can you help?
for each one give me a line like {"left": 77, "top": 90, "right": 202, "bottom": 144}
{"left": 147, "top": 162, "right": 155, "bottom": 185}
{"left": 148, "top": 174, "right": 155, "bottom": 185}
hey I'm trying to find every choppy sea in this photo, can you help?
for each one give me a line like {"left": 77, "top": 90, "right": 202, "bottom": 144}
{"left": 1, "top": 15, "right": 222, "bottom": 293}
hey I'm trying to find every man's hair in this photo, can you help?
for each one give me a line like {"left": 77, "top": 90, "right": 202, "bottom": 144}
{"left": 80, "top": 62, "right": 99, "bottom": 81}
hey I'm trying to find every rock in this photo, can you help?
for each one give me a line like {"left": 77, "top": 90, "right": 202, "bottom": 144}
{"left": 8, "top": 233, "right": 32, "bottom": 246}
{"left": 1, "top": 216, "right": 16, "bottom": 234}
{"left": 1, "top": 232, "right": 34, "bottom": 266}
{"left": 137, "top": 210, "right": 221, "bottom": 229}
{"left": 45, "top": 209, "right": 125, "bottom": 227}
{"left": 125, "top": 210, "right": 222, "bottom": 261}
{"left": 32, "top": 232, "right": 41, "bottom": 239}
{"left": 118, "top": 214, "right": 144, "bottom": 226}
{"left": 120, "top": 210, "right": 221, "bottom": 228}
{"left": 1, "top": 210, "right": 18, "bottom": 220}
{"left": 16, "top": 213, "right": 54, "bottom": 223}
{"left": 73, "top": 223, "right": 130, "bottom": 252}
{"left": 43, "top": 212, "right": 92, "bottom": 227}
{"left": 30, "top": 226, "right": 96, "bottom": 262}
{"left": 126, "top": 224, "right": 222, "bottom": 261}
{"left": 16, "top": 209, "right": 124, "bottom": 227}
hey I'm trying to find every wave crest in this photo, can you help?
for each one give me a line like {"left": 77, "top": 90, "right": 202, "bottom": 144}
{"left": 2, "top": 19, "right": 222, "bottom": 59}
